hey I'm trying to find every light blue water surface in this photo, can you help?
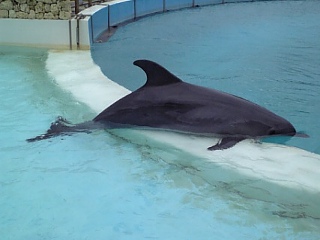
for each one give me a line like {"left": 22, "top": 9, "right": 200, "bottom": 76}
{"left": 1, "top": 1, "right": 320, "bottom": 239}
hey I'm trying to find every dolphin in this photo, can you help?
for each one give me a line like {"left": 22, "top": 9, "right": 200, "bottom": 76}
{"left": 27, "top": 59, "right": 299, "bottom": 150}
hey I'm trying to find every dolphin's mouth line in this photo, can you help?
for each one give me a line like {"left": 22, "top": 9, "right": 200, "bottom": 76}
{"left": 294, "top": 132, "right": 309, "bottom": 138}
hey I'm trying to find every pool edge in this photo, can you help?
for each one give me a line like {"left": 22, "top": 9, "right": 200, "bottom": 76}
{"left": 1, "top": 0, "right": 281, "bottom": 50}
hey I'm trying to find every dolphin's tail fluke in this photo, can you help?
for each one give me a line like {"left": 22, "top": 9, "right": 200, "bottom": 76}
{"left": 26, "top": 116, "right": 91, "bottom": 142}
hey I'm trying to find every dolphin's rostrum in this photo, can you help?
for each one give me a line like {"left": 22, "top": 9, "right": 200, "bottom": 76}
{"left": 28, "top": 60, "right": 298, "bottom": 150}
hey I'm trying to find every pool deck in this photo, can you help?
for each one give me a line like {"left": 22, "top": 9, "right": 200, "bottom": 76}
{"left": 0, "top": 0, "right": 266, "bottom": 50}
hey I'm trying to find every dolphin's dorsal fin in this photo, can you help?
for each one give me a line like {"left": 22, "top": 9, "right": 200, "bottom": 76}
{"left": 134, "top": 60, "right": 182, "bottom": 87}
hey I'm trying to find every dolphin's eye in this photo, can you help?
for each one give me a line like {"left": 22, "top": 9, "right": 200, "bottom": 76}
{"left": 269, "top": 129, "right": 276, "bottom": 135}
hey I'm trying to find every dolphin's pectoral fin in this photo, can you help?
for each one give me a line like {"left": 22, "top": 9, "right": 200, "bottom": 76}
{"left": 208, "top": 136, "right": 246, "bottom": 150}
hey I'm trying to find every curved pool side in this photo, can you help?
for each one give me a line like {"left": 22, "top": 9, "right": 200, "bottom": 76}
{"left": 1, "top": 0, "right": 276, "bottom": 49}
{"left": 81, "top": 0, "right": 266, "bottom": 47}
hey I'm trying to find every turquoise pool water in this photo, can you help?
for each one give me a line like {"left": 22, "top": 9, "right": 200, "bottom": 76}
{"left": 92, "top": 0, "right": 320, "bottom": 154}
{"left": 1, "top": 1, "right": 320, "bottom": 239}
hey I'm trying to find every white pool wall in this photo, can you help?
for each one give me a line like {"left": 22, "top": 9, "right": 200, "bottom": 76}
{"left": 0, "top": 18, "right": 74, "bottom": 49}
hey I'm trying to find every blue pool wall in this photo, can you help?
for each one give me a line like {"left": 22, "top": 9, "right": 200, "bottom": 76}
{"left": 83, "top": 0, "right": 268, "bottom": 46}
